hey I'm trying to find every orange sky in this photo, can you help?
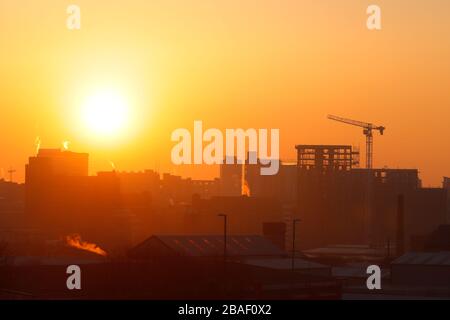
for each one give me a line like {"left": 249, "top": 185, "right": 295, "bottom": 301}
{"left": 0, "top": 0, "right": 449, "bottom": 186}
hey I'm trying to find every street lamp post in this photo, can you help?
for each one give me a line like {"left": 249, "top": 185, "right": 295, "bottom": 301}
{"left": 291, "top": 218, "right": 301, "bottom": 271}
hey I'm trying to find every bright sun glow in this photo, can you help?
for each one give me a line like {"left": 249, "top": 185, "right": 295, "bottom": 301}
{"left": 82, "top": 90, "right": 129, "bottom": 137}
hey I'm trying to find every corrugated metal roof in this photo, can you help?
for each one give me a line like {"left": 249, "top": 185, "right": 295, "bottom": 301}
{"left": 244, "top": 258, "right": 328, "bottom": 270}
{"left": 155, "top": 235, "right": 286, "bottom": 257}
{"left": 392, "top": 251, "right": 450, "bottom": 266}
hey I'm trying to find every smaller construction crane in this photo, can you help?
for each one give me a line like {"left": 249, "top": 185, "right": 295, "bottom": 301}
{"left": 7, "top": 167, "right": 16, "bottom": 183}
{"left": 327, "top": 115, "right": 385, "bottom": 169}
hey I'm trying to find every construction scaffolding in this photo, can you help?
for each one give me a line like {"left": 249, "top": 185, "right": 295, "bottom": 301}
{"left": 296, "top": 145, "right": 359, "bottom": 171}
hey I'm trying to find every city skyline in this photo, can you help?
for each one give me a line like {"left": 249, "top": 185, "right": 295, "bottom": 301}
{"left": 1, "top": 1, "right": 450, "bottom": 302}
{"left": 1, "top": 1, "right": 449, "bottom": 186}
{"left": 1, "top": 140, "right": 448, "bottom": 191}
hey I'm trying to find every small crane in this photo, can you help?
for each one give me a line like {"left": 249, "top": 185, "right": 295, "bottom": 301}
{"left": 7, "top": 167, "right": 16, "bottom": 183}
{"left": 327, "top": 115, "right": 385, "bottom": 169}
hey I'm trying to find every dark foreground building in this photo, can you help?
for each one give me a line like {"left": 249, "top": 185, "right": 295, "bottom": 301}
{"left": 0, "top": 260, "right": 341, "bottom": 300}
{"left": 0, "top": 235, "right": 341, "bottom": 299}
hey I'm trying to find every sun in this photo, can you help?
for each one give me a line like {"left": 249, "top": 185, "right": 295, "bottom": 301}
{"left": 82, "top": 90, "right": 129, "bottom": 137}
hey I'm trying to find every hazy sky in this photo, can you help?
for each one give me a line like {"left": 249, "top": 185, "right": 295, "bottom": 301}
{"left": 0, "top": 0, "right": 449, "bottom": 186}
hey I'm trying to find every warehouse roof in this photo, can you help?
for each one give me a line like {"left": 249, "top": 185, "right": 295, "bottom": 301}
{"left": 244, "top": 258, "right": 328, "bottom": 271}
{"left": 129, "top": 235, "right": 286, "bottom": 258}
{"left": 392, "top": 251, "right": 450, "bottom": 266}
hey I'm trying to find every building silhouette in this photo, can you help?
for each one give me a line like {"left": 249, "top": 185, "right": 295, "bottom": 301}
{"left": 295, "top": 144, "right": 448, "bottom": 251}
{"left": 219, "top": 156, "right": 242, "bottom": 196}
{"left": 25, "top": 149, "right": 127, "bottom": 251}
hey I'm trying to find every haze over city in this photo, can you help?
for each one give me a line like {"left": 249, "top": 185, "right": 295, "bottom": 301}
{"left": 1, "top": 0, "right": 449, "bottom": 185}
{"left": 1, "top": 0, "right": 450, "bottom": 304}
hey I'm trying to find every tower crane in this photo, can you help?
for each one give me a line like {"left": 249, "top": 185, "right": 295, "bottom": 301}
{"left": 327, "top": 115, "right": 385, "bottom": 169}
